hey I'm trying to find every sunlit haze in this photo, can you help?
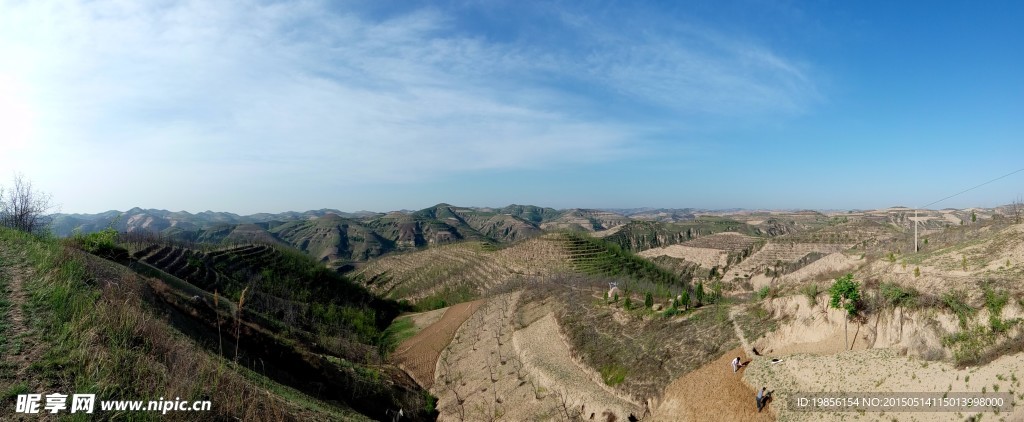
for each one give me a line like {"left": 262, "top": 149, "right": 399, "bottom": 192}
{"left": 1, "top": 1, "right": 1021, "bottom": 213}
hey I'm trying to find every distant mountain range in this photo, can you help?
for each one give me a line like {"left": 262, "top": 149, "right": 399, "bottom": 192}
{"left": 52, "top": 203, "right": 1019, "bottom": 271}
{"left": 51, "top": 204, "right": 635, "bottom": 270}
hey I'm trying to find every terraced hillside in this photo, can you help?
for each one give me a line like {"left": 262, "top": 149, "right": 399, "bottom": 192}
{"left": 538, "top": 208, "right": 631, "bottom": 232}
{"left": 353, "top": 232, "right": 687, "bottom": 308}
{"left": 600, "top": 218, "right": 768, "bottom": 253}
{"left": 130, "top": 242, "right": 397, "bottom": 330}
{"left": 639, "top": 232, "right": 763, "bottom": 269}
{"left": 353, "top": 236, "right": 572, "bottom": 306}
{"left": 3, "top": 228, "right": 434, "bottom": 421}
{"left": 733, "top": 220, "right": 898, "bottom": 276}
{"left": 119, "top": 240, "right": 442, "bottom": 421}
{"left": 556, "top": 232, "right": 682, "bottom": 285}
{"left": 858, "top": 221, "right": 1024, "bottom": 293}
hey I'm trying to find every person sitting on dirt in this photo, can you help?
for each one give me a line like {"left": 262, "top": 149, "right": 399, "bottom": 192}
{"left": 732, "top": 356, "right": 742, "bottom": 372}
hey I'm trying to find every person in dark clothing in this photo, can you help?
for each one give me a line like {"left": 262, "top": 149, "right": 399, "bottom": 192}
{"left": 756, "top": 387, "right": 770, "bottom": 412}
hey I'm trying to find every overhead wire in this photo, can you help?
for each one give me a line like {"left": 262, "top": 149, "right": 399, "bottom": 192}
{"left": 917, "top": 166, "right": 1024, "bottom": 209}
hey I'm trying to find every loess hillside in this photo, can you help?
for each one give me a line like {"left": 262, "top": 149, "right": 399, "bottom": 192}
{"left": 0, "top": 227, "right": 435, "bottom": 421}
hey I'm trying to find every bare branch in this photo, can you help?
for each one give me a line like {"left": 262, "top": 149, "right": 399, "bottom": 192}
{"left": 0, "top": 173, "right": 55, "bottom": 234}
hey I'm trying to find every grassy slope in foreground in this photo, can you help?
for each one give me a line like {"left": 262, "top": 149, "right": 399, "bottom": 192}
{"left": 0, "top": 228, "right": 403, "bottom": 421}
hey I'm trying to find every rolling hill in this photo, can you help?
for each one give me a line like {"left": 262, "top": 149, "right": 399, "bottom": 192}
{"left": 0, "top": 227, "right": 434, "bottom": 421}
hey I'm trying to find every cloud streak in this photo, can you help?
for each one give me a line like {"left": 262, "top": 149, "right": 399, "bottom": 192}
{"left": 0, "top": 0, "right": 820, "bottom": 212}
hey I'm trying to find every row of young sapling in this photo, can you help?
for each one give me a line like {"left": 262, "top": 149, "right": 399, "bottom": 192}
{"left": 604, "top": 278, "right": 725, "bottom": 316}
{"left": 436, "top": 293, "right": 593, "bottom": 421}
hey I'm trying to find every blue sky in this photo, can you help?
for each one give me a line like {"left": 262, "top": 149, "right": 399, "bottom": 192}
{"left": 0, "top": 0, "right": 1021, "bottom": 214}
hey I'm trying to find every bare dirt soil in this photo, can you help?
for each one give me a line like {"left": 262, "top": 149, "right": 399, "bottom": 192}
{"left": 393, "top": 299, "right": 485, "bottom": 389}
{"left": 744, "top": 348, "right": 1024, "bottom": 422}
{"left": 433, "top": 292, "right": 642, "bottom": 422}
{"left": 652, "top": 347, "right": 775, "bottom": 422}
{"left": 514, "top": 313, "right": 640, "bottom": 419}
{"left": 639, "top": 244, "right": 726, "bottom": 269}
{"left": 0, "top": 249, "right": 44, "bottom": 395}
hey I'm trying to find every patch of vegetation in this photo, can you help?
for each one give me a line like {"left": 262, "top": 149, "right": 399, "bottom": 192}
{"left": 416, "top": 283, "right": 476, "bottom": 311}
{"left": 755, "top": 285, "right": 775, "bottom": 301}
{"left": 734, "top": 303, "right": 785, "bottom": 344}
{"left": 943, "top": 325, "right": 990, "bottom": 366}
{"left": 800, "top": 283, "right": 820, "bottom": 306}
{"left": 559, "top": 232, "right": 683, "bottom": 286}
{"left": 600, "top": 219, "right": 761, "bottom": 253}
{"left": 880, "top": 282, "right": 919, "bottom": 308}
{"left": 535, "top": 276, "right": 737, "bottom": 401}
{"left": 942, "top": 290, "right": 976, "bottom": 330}
{"left": 599, "top": 363, "right": 628, "bottom": 386}
{"left": 379, "top": 317, "right": 417, "bottom": 355}
{"left": 0, "top": 228, "right": 360, "bottom": 420}
{"left": 941, "top": 285, "right": 1021, "bottom": 367}
{"left": 2, "top": 227, "right": 432, "bottom": 420}
{"left": 829, "top": 273, "right": 860, "bottom": 316}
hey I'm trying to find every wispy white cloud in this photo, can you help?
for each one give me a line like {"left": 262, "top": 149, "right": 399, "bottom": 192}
{"left": 0, "top": 0, "right": 819, "bottom": 212}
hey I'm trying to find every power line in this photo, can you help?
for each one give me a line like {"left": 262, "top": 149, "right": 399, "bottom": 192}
{"left": 918, "top": 166, "right": 1024, "bottom": 209}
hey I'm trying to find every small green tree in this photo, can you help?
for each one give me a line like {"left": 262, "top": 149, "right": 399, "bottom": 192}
{"left": 914, "top": 266, "right": 921, "bottom": 277}
{"left": 829, "top": 273, "right": 860, "bottom": 350}
{"left": 694, "top": 282, "right": 705, "bottom": 307}
{"left": 613, "top": 292, "right": 619, "bottom": 303}
{"left": 644, "top": 292, "right": 654, "bottom": 309}
{"left": 679, "top": 290, "right": 690, "bottom": 310}
{"left": 962, "top": 256, "right": 968, "bottom": 271}
{"left": 971, "top": 211, "right": 977, "bottom": 223}
{"left": 623, "top": 296, "right": 632, "bottom": 310}
{"left": 710, "top": 281, "right": 723, "bottom": 304}
{"left": 604, "top": 291, "right": 609, "bottom": 302}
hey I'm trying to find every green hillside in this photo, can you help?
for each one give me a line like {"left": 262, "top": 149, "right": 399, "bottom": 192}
{"left": 0, "top": 227, "right": 434, "bottom": 421}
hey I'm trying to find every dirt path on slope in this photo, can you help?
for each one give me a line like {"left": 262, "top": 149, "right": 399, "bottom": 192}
{"left": 393, "top": 299, "right": 486, "bottom": 389}
{"left": 730, "top": 306, "right": 753, "bottom": 353}
{"left": 651, "top": 347, "right": 775, "bottom": 422}
{"left": 0, "top": 248, "right": 45, "bottom": 393}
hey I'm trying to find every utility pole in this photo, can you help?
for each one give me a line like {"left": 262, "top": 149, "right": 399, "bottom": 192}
{"left": 914, "top": 209, "right": 918, "bottom": 252}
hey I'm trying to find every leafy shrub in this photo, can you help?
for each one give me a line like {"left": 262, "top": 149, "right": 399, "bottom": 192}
{"left": 942, "top": 290, "right": 976, "bottom": 330}
{"left": 984, "top": 285, "right": 1010, "bottom": 332}
{"left": 880, "top": 282, "right": 918, "bottom": 308}
{"left": 756, "top": 286, "right": 772, "bottom": 301}
{"left": 70, "top": 227, "right": 128, "bottom": 261}
{"left": 599, "top": 364, "right": 627, "bottom": 386}
{"left": 644, "top": 292, "right": 654, "bottom": 309}
{"left": 829, "top": 273, "right": 860, "bottom": 316}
